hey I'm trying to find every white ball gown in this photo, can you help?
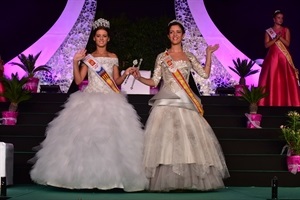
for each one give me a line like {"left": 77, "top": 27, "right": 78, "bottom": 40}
{"left": 143, "top": 52, "right": 230, "bottom": 191}
{"left": 30, "top": 57, "right": 148, "bottom": 191}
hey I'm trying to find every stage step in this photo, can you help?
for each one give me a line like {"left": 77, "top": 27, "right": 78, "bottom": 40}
{"left": 0, "top": 93, "right": 299, "bottom": 186}
{"left": 224, "top": 170, "right": 300, "bottom": 187}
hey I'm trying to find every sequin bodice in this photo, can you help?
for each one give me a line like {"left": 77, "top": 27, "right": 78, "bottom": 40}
{"left": 151, "top": 51, "right": 208, "bottom": 93}
{"left": 84, "top": 57, "right": 118, "bottom": 94}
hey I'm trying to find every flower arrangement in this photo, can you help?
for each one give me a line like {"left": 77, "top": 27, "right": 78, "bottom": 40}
{"left": 280, "top": 111, "right": 300, "bottom": 155}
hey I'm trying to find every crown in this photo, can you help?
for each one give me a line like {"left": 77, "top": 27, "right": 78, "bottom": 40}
{"left": 274, "top": 10, "right": 281, "bottom": 14}
{"left": 93, "top": 18, "right": 110, "bottom": 30}
{"left": 168, "top": 19, "right": 184, "bottom": 27}
{"left": 273, "top": 9, "right": 283, "bottom": 16}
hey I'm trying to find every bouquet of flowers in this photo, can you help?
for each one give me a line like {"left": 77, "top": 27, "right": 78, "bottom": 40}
{"left": 280, "top": 111, "right": 300, "bottom": 155}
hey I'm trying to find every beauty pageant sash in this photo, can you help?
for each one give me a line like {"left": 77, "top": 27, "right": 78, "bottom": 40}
{"left": 266, "top": 28, "right": 299, "bottom": 85}
{"left": 266, "top": 28, "right": 277, "bottom": 39}
{"left": 83, "top": 54, "right": 120, "bottom": 93}
{"left": 162, "top": 51, "right": 204, "bottom": 115}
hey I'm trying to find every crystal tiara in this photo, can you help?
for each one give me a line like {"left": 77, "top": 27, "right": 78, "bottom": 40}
{"left": 93, "top": 18, "right": 110, "bottom": 30}
{"left": 168, "top": 19, "right": 184, "bottom": 27}
{"left": 274, "top": 10, "right": 281, "bottom": 14}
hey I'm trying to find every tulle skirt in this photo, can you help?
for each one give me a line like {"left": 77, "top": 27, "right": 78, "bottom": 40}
{"left": 30, "top": 91, "right": 148, "bottom": 191}
{"left": 143, "top": 105, "right": 230, "bottom": 191}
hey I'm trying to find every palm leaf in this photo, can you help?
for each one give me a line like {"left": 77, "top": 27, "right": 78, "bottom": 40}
{"left": 229, "top": 58, "right": 259, "bottom": 78}
{"left": 32, "top": 65, "right": 51, "bottom": 74}
{"left": 239, "top": 85, "right": 269, "bottom": 104}
{"left": 0, "top": 73, "right": 31, "bottom": 111}
{"left": 9, "top": 51, "right": 51, "bottom": 78}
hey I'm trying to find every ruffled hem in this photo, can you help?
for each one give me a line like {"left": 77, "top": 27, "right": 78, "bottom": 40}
{"left": 30, "top": 91, "right": 148, "bottom": 191}
{"left": 146, "top": 164, "right": 228, "bottom": 192}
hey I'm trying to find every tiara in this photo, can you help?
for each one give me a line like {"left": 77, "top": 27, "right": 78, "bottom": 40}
{"left": 93, "top": 18, "right": 110, "bottom": 30}
{"left": 168, "top": 19, "right": 184, "bottom": 27}
{"left": 274, "top": 10, "right": 281, "bottom": 14}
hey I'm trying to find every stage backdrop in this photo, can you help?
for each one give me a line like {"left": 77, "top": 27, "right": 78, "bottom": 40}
{"left": 0, "top": 0, "right": 299, "bottom": 92}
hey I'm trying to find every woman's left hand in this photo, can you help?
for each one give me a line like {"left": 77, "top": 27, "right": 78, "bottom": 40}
{"left": 206, "top": 44, "right": 219, "bottom": 54}
{"left": 132, "top": 68, "right": 141, "bottom": 80}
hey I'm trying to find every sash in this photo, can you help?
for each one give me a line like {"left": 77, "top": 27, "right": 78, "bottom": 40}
{"left": 266, "top": 28, "right": 299, "bottom": 85}
{"left": 266, "top": 28, "right": 277, "bottom": 39}
{"left": 162, "top": 51, "right": 204, "bottom": 115}
{"left": 83, "top": 54, "right": 120, "bottom": 93}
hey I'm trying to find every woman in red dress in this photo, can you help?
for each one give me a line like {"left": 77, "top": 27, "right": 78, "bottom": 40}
{"left": 258, "top": 10, "right": 300, "bottom": 106}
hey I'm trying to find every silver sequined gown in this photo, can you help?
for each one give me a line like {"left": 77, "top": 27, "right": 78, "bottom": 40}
{"left": 30, "top": 57, "right": 148, "bottom": 191}
{"left": 143, "top": 51, "right": 230, "bottom": 191}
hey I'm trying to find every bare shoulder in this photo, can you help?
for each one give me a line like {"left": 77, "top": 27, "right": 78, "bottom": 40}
{"left": 108, "top": 52, "right": 118, "bottom": 58}
{"left": 285, "top": 27, "right": 290, "bottom": 32}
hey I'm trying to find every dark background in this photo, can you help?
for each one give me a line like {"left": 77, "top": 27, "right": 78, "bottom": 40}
{"left": 0, "top": 0, "right": 299, "bottom": 69}
{"left": 204, "top": 0, "right": 300, "bottom": 68}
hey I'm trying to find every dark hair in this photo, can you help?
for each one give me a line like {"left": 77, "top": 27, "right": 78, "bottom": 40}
{"left": 92, "top": 26, "right": 110, "bottom": 37}
{"left": 273, "top": 10, "right": 283, "bottom": 18}
{"left": 167, "top": 20, "right": 185, "bottom": 34}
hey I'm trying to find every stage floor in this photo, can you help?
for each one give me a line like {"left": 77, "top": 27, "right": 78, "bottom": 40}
{"left": 3, "top": 184, "right": 300, "bottom": 200}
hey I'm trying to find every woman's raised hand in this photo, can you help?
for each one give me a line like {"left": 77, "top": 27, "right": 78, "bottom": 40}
{"left": 73, "top": 49, "right": 87, "bottom": 62}
{"left": 206, "top": 44, "right": 219, "bottom": 54}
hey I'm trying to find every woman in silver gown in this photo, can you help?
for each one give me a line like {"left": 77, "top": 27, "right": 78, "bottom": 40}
{"left": 29, "top": 18, "right": 148, "bottom": 191}
{"left": 133, "top": 20, "right": 230, "bottom": 191}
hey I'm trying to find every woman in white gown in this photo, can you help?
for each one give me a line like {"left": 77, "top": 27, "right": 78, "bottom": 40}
{"left": 29, "top": 18, "right": 148, "bottom": 191}
{"left": 133, "top": 20, "right": 230, "bottom": 191}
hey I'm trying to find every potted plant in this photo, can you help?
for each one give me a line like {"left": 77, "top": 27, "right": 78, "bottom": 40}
{"left": 0, "top": 73, "right": 31, "bottom": 125}
{"left": 280, "top": 111, "right": 300, "bottom": 174}
{"left": 239, "top": 85, "right": 268, "bottom": 128}
{"left": 9, "top": 51, "right": 51, "bottom": 93}
{"left": 228, "top": 58, "right": 260, "bottom": 96}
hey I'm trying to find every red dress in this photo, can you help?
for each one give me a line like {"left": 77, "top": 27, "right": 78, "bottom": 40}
{"left": 258, "top": 27, "right": 300, "bottom": 106}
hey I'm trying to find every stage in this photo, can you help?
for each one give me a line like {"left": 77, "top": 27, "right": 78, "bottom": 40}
{"left": 3, "top": 184, "right": 300, "bottom": 200}
{"left": 1, "top": 93, "right": 300, "bottom": 187}
{"left": 1, "top": 0, "right": 300, "bottom": 198}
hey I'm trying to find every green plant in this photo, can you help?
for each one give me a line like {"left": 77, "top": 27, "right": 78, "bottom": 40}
{"left": 229, "top": 58, "right": 260, "bottom": 85}
{"left": 281, "top": 111, "right": 300, "bottom": 155}
{"left": 0, "top": 73, "right": 31, "bottom": 111}
{"left": 239, "top": 85, "right": 268, "bottom": 114}
{"left": 9, "top": 51, "right": 51, "bottom": 78}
